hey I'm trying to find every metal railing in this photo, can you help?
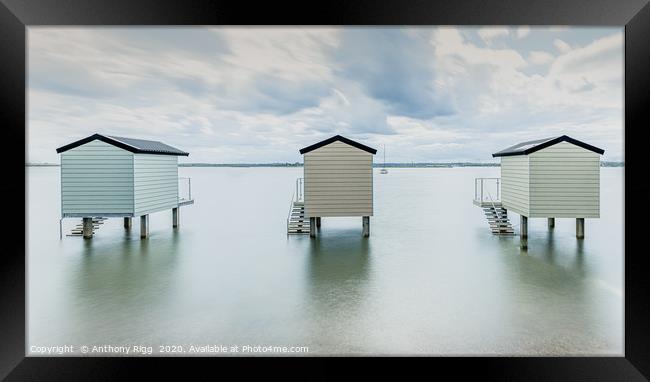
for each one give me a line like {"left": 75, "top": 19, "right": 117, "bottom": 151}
{"left": 179, "top": 177, "right": 192, "bottom": 201}
{"left": 474, "top": 177, "right": 501, "bottom": 203}
{"left": 286, "top": 177, "right": 304, "bottom": 232}
{"left": 295, "top": 177, "right": 304, "bottom": 202}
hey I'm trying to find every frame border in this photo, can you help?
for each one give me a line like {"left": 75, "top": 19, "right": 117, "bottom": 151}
{"left": 3, "top": 0, "right": 648, "bottom": 379}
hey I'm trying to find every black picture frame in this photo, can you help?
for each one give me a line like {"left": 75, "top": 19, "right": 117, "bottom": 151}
{"left": 2, "top": 0, "right": 648, "bottom": 379}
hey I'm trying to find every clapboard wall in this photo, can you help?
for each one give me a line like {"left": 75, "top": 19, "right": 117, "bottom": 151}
{"left": 528, "top": 141, "right": 600, "bottom": 218}
{"left": 133, "top": 154, "right": 179, "bottom": 216}
{"left": 303, "top": 141, "right": 373, "bottom": 217}
{"left": 60, "top": 140, "right": 135, "bottom": 216}
{"left": 501, "top": 155, "right": 530, "bottom": 217}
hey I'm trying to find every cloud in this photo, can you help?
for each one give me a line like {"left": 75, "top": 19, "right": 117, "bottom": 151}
{"left": 332, "top": 28, "right": 454, "bottom": 119}
{"left": 27, "top": 27, "right": 623, "bottom": 163}
{"left": 528, "top": 50, "right": 554, "bottom": 65}
{"left": 548, "top": 33, "right": 623, "bottom": 102}
{"left": 516, "top": 26, "right": 530, "bottom": 39}
{"left": 477, "top": 27, "right": 510, "bottom": 43}
{"left": 553, "top": 38, "right": 572, "bottom": 53}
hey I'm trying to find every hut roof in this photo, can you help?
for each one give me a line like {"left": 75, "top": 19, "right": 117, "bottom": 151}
{"left": 299, "top": 135, "right": 377, "bottom": 155}
{"left": 492, "top": 135, "right": 604, "bottom": 157}
{"left": 56, "top": 133, "right": 189, "bottom": 156}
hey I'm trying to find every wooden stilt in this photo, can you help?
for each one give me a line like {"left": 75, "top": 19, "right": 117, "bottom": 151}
{"left": 576, "top": 218, "right": 585, "bottom": 239}
{"left": 548, "top": 217, "right": 555, "bottom": 229}
{"left": 310, "top": 217, "right": 316, "bottom": 238}
{"left": 362, "top": 216, "right": 370, "bottom": 237}
{"left": 520, "top": 215, "right": 528, "bottom": 238}
{"left": 316, "top": 217, "right": 321, "bottom": 229}
{"left": 140, "top": 215, "right": 149, "bottom": 239}
{"left": 172, "top": 207, "right": 179, "bottom": 228}
{"left": 82, "top": 217, "right": 93, "bottom": 239}
{"left": 520, "top": 215, "right": 528, "bottom": 249}
{"left": 124, "top": 217, "right": 132, "bottom": 229}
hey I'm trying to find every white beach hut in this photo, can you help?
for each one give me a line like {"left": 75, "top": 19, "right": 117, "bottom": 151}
{"left": 56, "top": 133, "right": 194, "bottom": 239}
{"left": 287, "top": 135, "right": 377, "bottom": 237}
{"left": 474, "top": 135, "right": 604, "bottom": 242}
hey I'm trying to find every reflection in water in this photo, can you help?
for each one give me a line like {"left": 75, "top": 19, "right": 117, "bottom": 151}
{"left": 495, "top": 227, "right": 619, "bottom": 354}
{"left": 64, "top": 230, "right": 181, "bottom": 346}
{"left": 304, "top": 230, "right": 372, "bottom": 353}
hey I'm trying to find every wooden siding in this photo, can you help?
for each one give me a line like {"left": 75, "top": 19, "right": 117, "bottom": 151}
{"left": 60, "top": 140, "right": 134, "bottom": 216}
{"left": 528, "top": 141, "right": 600, "bottom": 218}
{"left": 303, "top": 140, "right": 373, "bottom": 217}
{"left": 133, "top": 154, "right": 179, "bottom": 216}
{"left": 500, "top": 155, "right": 530, "bottom": 216}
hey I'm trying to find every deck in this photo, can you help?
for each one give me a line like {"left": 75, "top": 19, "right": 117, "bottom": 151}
{"left": 178, "top": 198, "right": 194, "bottom": 207}
{"left": 473, "top": 199, "right": 503, "bottom": 208}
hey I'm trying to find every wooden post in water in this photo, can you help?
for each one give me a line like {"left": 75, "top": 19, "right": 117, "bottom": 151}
{"left": 520, "top": 215, "right": 528, "bottom": 249}
{"left": 82, "top": 217, "right": 93, "bottom": 239}
{"left": 140, "top": 215, "right": 149, "bottom": 239}
{"left": 548, "top": 218, "right": 555, "bottom": 229}
{"left": 316, "top": 217, "right": 321, "bottom": 229}
{"left": 172, "top": 207, "right": 179, "bottom": 228}
{"left": 362, "top": 216, "right": 370, "bottom": 237}
{"left": 124, "top": 217, "right": 132, "bottom": 229}
{"left": 310, "top": 217, "right": 316, "bottom": 238}
{"left": 576, "top": 218, "right": 585, "bottom": 239}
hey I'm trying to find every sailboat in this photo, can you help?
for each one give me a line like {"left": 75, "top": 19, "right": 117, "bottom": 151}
{"left": 380, "top": 144, "right": 388, "bottom": 174}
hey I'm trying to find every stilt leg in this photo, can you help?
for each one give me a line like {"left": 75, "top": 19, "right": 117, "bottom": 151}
{"left": 576, "top": 218, "right": 584, "bottom": 239}
{"left": 140, "top": 215, "right": 149, "bottom": 239}
{"left": 548, "top": 217, "right": 555, "bottom": 229}
{"left": 82, "top": 217, "right": 93, "bottom": 239}
{"left": 316, "top": 217, "right": 321, "bottom": 229}
{"left": 310, "top": 217, "right": 316, "bottom": 238}
{"left": 172, "top": 207, "right": 179, "bottom": 228}
{"left": 362, "top": 216, "right": 370, "bottom": 237}
{"left": 124, "top": 217, "right": 132, "bottom": 229}
{"left": 520, "top": 215, "right": 528, "bottom": 249}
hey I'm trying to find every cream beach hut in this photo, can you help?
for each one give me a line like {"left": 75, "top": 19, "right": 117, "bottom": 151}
{"left": 287, "top": 135, "right": 377, "bottom": 237}
{"left": 474, "top": 135, "right": 604, "bottom": 243}
{"left": 56, "top": 133, "right": 194, "bottom": 239}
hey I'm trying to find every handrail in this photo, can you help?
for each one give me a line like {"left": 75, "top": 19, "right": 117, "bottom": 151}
{"left": 179, "top": 177, "right": 192, "bottom": 201}
{"left": 474, "top": 177, "right": 501, "bottom": 203}
{"left": 287, "top": 188, "right": 295, "bottom": 232}
{"left": 295, "top": 177, "right": 304, "bottom": 202}
{"left": 287, "top": 177, "right": 304, "bottom": 232}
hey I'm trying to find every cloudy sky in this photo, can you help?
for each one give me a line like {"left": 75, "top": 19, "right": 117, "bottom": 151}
{"left": 27, "top": 27, "right": 623, "bottom": 163}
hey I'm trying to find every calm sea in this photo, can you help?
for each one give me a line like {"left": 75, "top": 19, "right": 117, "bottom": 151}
{"left": 27, "top": 167, "right": 623, "bottom": 355}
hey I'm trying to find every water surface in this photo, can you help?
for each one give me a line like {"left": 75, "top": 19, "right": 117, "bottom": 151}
{"left": 27, "top": 167, "right": 624, "bottom": 355}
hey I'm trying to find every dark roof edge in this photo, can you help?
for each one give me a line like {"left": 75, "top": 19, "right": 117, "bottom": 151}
{"left": 492, "top": 135, "right": 604, "bottom": 157}
{"left": 299, "top": 135, "right": 377, "bottom": 155}
{"left": 56, "top": 134, "right": 190, "bottom": 156}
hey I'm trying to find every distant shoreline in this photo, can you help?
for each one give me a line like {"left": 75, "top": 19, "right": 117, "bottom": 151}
{"left": 26, "top": 162, "right": 625, "bottom": 168}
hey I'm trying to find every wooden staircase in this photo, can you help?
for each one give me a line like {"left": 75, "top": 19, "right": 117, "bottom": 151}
{"left": 68, "top": 217, "right": 107, "bottom": 237}
{"left": 482, "top": 205, "right": 515, "bottom": 235}
{"left": 287, "top": 202, "right": 310, "bottom": 235}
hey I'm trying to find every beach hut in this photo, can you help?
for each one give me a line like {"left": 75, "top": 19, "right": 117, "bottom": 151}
{"left": 474, "top": 135, "right": 604, "bottom": 243}
{"left": 287, "top": 135, "right": 377, "bottom": 237}
{"left": 56, "top": 133, "right": 194, "bottom": 239}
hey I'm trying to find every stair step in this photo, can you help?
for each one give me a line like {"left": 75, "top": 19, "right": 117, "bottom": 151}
{"left": 70, "top": 217, "right": 106, "bottom": 236}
